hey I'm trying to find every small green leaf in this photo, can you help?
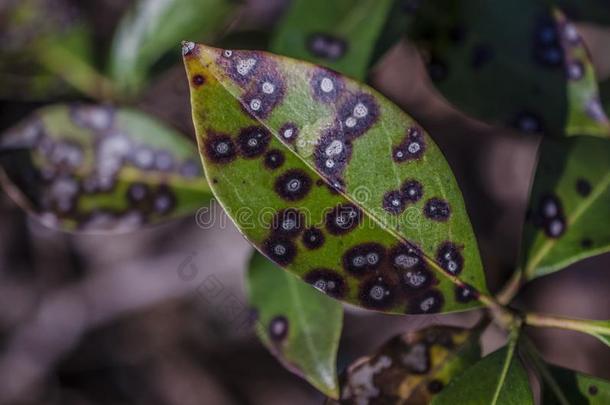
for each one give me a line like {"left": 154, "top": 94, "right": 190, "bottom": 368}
{"left": 184, "top": 43, "right": 488, "bottom": 315}
{"left": 247, "top": 251, "right": 342, "bottom": 398}
{"left": 109, "top": 0, "right": 236, "bottom": 95}
{"left": 335, "top": 325, "right": 481, "bottom": 404}
{"left": 409, "top": 0, "right": 609, "bottom": 137}
{"left": 521, "top": 136, "right": 610, "bottom": 279}
{"left": 270, "top": 0, "right": 394, "bottom": 79}
{"left": 542, "top": 365, "right": 610, "bottom": 404}
{"left": 0, "top": 104, "right": 211, "bottom": 233}
{"left": 432, "top": 342, "right": 534, "bottom": 405}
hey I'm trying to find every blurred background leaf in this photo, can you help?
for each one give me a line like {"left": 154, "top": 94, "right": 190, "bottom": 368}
{"left": 408, "top": 0, "right": 609, "bottom": 137}
{"left": 247, "top": 252, "right": 343, "bottom": 398}
{"left": 432, "top": 343, "right": 533, "bottom": 405}
{"left": 333, "top": 325, "right": 482, "bottom": 404}
{"left": 521, "top": 137, "right": 610, "bottom": 280}
{"left": 0, "top": 104, "right": 211, "bottom": 233}
{"left": 542, "top": 364, "right": 610, "bottom": 404}
{"left": 109, "top": 0, "right": 238, "bottom": 97}
{"left": 270, "top": 0, "right": 393, "bottom": 79}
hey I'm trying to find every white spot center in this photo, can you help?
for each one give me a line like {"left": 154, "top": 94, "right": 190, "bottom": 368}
{"left": 287, "top": 179, "right": 301, "bottom": 191}
{"left": 369, "top": 285, "right": 386, "bottom": 300}
{"left": 353, "top": 102, "right": 368, "bottom": 118}
{"left": 408, "top": 142, "right": 420, "bottom": 154}
{"left": 262, "top": 81, "right": 275, "bottom": 94}
{"left": 320, "top": 77, "right": 334, "bottom": 93}
{"left": 345, "top": 117, "right": 357, "bottom": 128}
{"left": 325, "top": 140, "right": 343, "bottom": 157}
{"left": 250, "top": 98, "right": 262, "bottom": 111}
{"left": 237, "top": 58, "right": 257, "bottom": 76}
{"left": 274, "top": 244, "right": 287, "bottom": 256}
{"left": 216, "top": 142, "right": 229, "bottom": 154}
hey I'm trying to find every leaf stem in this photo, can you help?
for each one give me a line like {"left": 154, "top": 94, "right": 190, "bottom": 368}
{"left": 491, "top": 321, "right": 521, "bottom": 405}
{"left": 524, "top": 312, "right": 610, "bottom": 337}
{"left": 496, "top": 268, "right": 523, "bottom": 305}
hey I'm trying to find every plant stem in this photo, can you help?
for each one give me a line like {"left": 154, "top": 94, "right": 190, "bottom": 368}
{"left": 496, "top": 268, "right": 523, "bottom": 305}
{"left": 524, "top": 312, "right": 610, "bottom": 336}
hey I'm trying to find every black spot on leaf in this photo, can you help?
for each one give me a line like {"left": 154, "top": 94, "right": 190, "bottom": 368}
{"left": 424, "top": 198, "right": 451, "bottom": 221}
{"left": 382, "top": 189, "right": 406, "bottom": 214}
{"left": 359, "top": 276, "right": 396, "bottom": 310}
{"left": 406, "top": 289, "right": 444, "bottom": 314}
{"left": 512, "top": 111, "right": 545, "bottom": 134}
{"left": 304, "top": 269, "right": 347, "bottom": 298}
{"left": 204, "top": 134, "right": 237, "bottom": 164}
{"left": 310, "top": 68, "right": 343, "bottom": 103}
{"left": 274, "top": 169, "right": 312, "bottom": 201}
{"left": 455, "top": 284, "right": 478, "bottom": 303}
{"left": 264, "top": 149, "right": 285, "bottom": 170}
{"left": 401, "top": 179, "right": 424, "bottom": 202}
{"left": 314, "top": 130, "right": 352, "bottom": 182}
{"left": 393, "top": 127, "right": 426, "bottom": 162}
{"left": 428, "top": 380, "right": 444, "bottom": 394}
{"left": 581, "top": 238, "right": 593, "bottom": 248}
{"left": 307, "top": 33, "right": 348, "bottom": 60}
{"left": 269, "top": 315, "right": 289, "bottom": 341}
{"left": 436, "top": 242, "right": 464, "bottom": 275}
{"left": 343, "top": 243, "right": 386, "bottom": 276}
{"left": 589, "top": 385, "right": 598, "bottom": 396}
{"left": 302, "top": 227, "right": 325, "bottom": 250}
{"left": 279, "top": 122, "right": 299, "bottom": 144}
{"left": 271, "top": 208, "right": 305, "bottom": 238}
{"left": 237, "top": 126, "right": 271, "bottom": 158}
{"left": 337, "top": 93, "right": 380, "bottom": 139}
{"left": 263, "top": 236, "right": 297, "bottom": 265}
{"left": 576, "top": 178, "right": 591, "bottom": 197}
{"left": 192, "top": 74, "right": 205, "bottom": 86}
{"left": 325, "top": 203, "right": 362, "bottom": 235}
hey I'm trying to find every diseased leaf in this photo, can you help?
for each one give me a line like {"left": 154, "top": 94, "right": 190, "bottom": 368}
{"left": 432, "top": 344, "right": 533, "bottom": 405}
{"left": 409, "top": 0, "right": 609, "bottom": 137}
{"left": 542, "top": 365, "right": 610, "bottom": 404}
{"left": 521, "top": 136, "right": 610, "bottom": 279}
{"left": 333, "top": 325, "right": 481, "bottom": 404}
{"left": 247, "top": 251, "right": 343, "bottom": 398}
{"left": 184, "top": 43, "right": 488, "bottom": 315}
{"left": 0, "top": 104, "right": 211, "bottom": 233}
{"left": 109, "top": 0, "right": 236, "bottom": 96}
{"left": 270, "top": 0, "right": 394, "bottom": 79}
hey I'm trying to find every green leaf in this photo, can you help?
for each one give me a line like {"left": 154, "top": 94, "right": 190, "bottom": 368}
{"left": 432, "top": 341, "right": 534, "bottom": 405}
{"left": 0, "top": 104, "right": 211, "bottom": 233}
{"left": 542, "top": 365, "right": 610, "bottom": 404}
{"left": 335, "top": 325, "right": 481, "bottom": 404}
{"left": 184, "top": 43, "right": 489, "bottom": 315}
{"left": 109, "top": 0, "right": 236, "bottom": 96}
{"left": 521, "top": 136, "right": 610, "bottom": 279}
{"left": 247, "top": 251, "right": 342, "bottom": 398}
{"left": 270, "top": 0, "right": 394, "bottom": 79}
{"left": 409, "top": 0, "right": 609, "bottom": 137}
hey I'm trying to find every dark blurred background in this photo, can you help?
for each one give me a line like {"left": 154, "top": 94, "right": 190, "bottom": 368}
{"left": 0, "top": 0, "right": 609, "bottom": 404}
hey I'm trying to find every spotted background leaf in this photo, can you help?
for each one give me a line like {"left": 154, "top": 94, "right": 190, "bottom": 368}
{"left": 109, "top": 0, "right": 236, "bottom": 96}
{"left": 185, "top": 43, "right": 488, "bottom": 315}
{"left": 270, "top": 0, "right": 394, "bottom": 80}
{"left": 331, "top": 325, "right": 481, "bottom": 404}
{"left": 521, "top": 137, "right": 610, "bottom": 279}
{"left": 542, "top": 364, "right": 610, "bottom": 404}
{"left": 432, "top": 344, "right": 534, "bottom": 405}
{"left": 247, "top": 251, "right": 343, "bottom": 399}
{"left": 409, "top": 0, "right": 609, "bottom": 137}
{"left": 0, "top": 104, "right": 211, "bottom": 233}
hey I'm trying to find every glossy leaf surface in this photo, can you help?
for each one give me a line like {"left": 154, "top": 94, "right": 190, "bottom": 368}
{"left": 185, "top": 43, "right": 488, "bottom": 315}
{"left": 270, "top": 0, "right": 393, "bottom": 79}
{"left": 409, "top": 0, "right": 609, "bottom": 137}
{"left": 0, "top": 104, "right": 210, "bottom": 233}
{"left": 334, "top": 326, "right": 481, "bottom": 404}
{"left": 109, "top": 0, "right": 235, "bottom": 95}
{"left": 521, "top": 136, "right": 610, "bottom": 279}
{"left": 432, "top": 345, "right": 533, "bottom": 405}
{"left": 247, "top": 252, "right": 342, "bottom": 398}
{"left": 543, "top": 365, "right": 610, "bottom": 404}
